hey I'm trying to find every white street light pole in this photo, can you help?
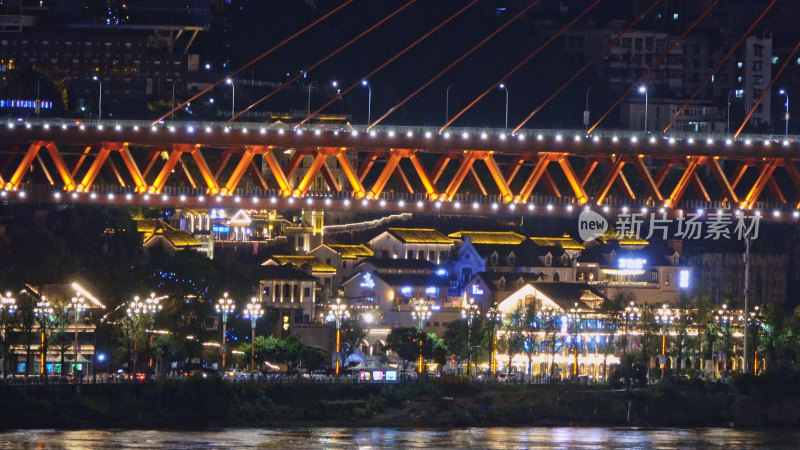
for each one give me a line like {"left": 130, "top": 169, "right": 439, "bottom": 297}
{"left": 226, "top": 78, "right": 235, "bottom": 120}
{"left": 499, "top": 84, "right": 509, "bottom": 131}
{"left": 362, "top": 80, "right": 372, "bottom": 126}
{"left": 727, "top": 90, "right": 735, "bottom": 135}
{"left": 584, "top": 86, "right": 593, "bottom": 132}
{"left": 780, "top": 89, "right": 789, "bottom": 137}
{"left": 92, "top": 76, "right": 102, "bottom": 120}
{"left": 36, "top": 75, "right": 46, "bottom": 117}
{"left": 171, "top": 78, "right": 180, "bottom": 121}
{"left": 639, "top": 86, "right": 648, "bottom": 133}
{"left": 243, "top": 298, "right": 264, "bottom": 377}
{"left": 216, "top": 292, "right": 235, "bottom": 370}
{"left": 445, "top": 83, "right": 455, "bottom": 126}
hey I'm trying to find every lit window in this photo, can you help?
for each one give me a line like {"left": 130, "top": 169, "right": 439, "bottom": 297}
{"left": 679, "top": 270, "right": 690, "bottom": 288}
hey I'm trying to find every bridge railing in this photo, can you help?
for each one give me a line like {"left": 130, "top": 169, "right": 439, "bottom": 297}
{"left": 11, "top": 117, "right": 800, "bottom": 142}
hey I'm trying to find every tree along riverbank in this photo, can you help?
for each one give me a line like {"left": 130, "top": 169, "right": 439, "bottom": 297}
{"left": 1, "top": 371, "right": 799, "bottom": 430}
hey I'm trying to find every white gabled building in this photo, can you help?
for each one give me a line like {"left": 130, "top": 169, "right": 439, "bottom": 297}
{"left": 368, "top": 228, "right": 453, "bottom": 264}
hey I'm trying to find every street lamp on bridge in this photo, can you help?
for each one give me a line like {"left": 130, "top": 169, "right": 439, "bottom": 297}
{"left": 215, "top": 292, "right": 235, "bottom": 369}
{"left": 243, "top": 298, "right": 264, "bottom": 377}
{"left": 779, "top": 89, "right": 789, "bottom": 137}
{"left": 499, "top": 83, "right": 509, "bottom": 131}
{"left": 638, "top": 85, "right": 648, "bottom": 133}
{"left": 226, "top": 78, "right": 235, "bottom": 120}
{"left": 361, "top": 80, "right": 372, "bottom": 126}
{"left": 445, "top": 83, "right": 455, "bottom": 126}
{"left": 92, "top": 76, "right": 102, "bottom": 120}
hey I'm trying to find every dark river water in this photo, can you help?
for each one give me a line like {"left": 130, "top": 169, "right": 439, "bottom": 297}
{"left": 0, "top": 427, "right": 797, "bottom": 449}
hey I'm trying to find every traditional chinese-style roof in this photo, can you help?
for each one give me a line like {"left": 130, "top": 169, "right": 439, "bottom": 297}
{"left": 255, "top": 264, "right": 317, "bottom": 281}
{"left": 530, "top": 235, "right": 585, "bottom": 251}
{"left": 327, "top": 244, "right": 375, "bottom": 259}
{"left": 135, "top": 219, "right": 200, "bottom": 248}
{"left": 267, "top": 255, "right": 337, "bottom": 273}
{"left": 448, "top": 230, "right": 527, "bottom": 245}
{"left": 387, "top": 228, "right": 452, "bottom": 244}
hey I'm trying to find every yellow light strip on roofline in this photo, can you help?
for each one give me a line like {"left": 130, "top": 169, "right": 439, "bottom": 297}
{"left": 72, "top": 282, "right": 106, "bottom": 309}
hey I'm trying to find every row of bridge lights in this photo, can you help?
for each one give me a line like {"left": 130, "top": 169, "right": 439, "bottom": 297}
{"left": 8, "top": 121, "right": 797, "bottom": 147}
{"left": 30, "top": 188, "right": 800, "bottom": 219}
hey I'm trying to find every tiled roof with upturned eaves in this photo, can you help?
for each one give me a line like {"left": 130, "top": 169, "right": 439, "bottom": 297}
{"left": 530, "top": 236, "right": 585, "bottom": 250}
{"left": 387, "top": 228, "right": 452, "bottom": 244}
{"left": 268, "top": 255, "right": 337, "bottom": 273}
{"left": 448, "top": 230, "right": 527, "bottom": 245}
{"left": 327, "top": 244, "right": 375, "bottom": 259}
{"left": 136, "top": 219, "right": 200, "bottom": 248}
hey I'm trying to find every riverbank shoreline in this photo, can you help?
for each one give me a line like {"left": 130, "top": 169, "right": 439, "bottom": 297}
{"left": 2, "top": 373, "right": 799, "bottom": 430}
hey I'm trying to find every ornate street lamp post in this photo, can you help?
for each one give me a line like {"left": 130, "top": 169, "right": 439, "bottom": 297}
{"left": 411, "top": 298, "right": 431, "bottom": 374}
{"left": 462, "top": 297, "right": 479, "bottom": 376}
{"left": 486, "top": 306, "right": 505, "bottom": 376}
{"left": 34, "top": 297, "right": 54, "bottom": 375}
{"left": 654, "top": 304, "right": 678, "bottom": 379}
{"left": 714, "top": 304, "right": 735, "bottom": 378}
{"left": 621, "top": 302, "right": 641, "bottom": 357}
{"left": 69, "top": 296, "right": 87, "bottom": 376}
{"left": 747, "top": 306, "right": 763, "bottom": 375}
{"left": 126, "top": 293, "right": 163, "bottom": 377}
{"left": 411, "top": 299, "right": 431, "bottom": 331}
{"left": 567, "top": 305, "right": 584, "bottom": 378}
{"left": 243, "top": 298, "right": 264, "bottom": 377}
{"left": 0, "top": 292, "right": 17, "bottom": 379}
{"left": 215, "top": 292, "right": 235, "bottom": 370}
{"left": 537, "top": 306, "right": 558, "bottom": 382}
{"left": 327, "top": 298, "right": 349, "bottom": 375}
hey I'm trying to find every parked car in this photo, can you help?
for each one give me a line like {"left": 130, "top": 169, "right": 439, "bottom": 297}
{"left": 310, "top": 370, "right": 331, "bottom": 381}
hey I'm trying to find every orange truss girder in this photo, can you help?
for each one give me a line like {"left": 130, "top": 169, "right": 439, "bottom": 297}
{"left": 336, "top": 150, "right": 365, "bottom": 199}
{"left": 6, "top": 141, "right": 43, "bottom": 190}
{"left": 222, "top": 146, "right": 260, "bottom": 195}
{"left": 665, "top": 156, "right": 701, "bottom": 208}
{"left": 482, "top": 153, "right": 513, "bottom": 203}
{"left": 632, "top": 156, "right": 663, "bottom": 203}
{"left": 119, "top": 144, "right": 148, "bottom": 193}
{"left": 557, "top": 155, "right": 588, "bottom": 204}
{"left": 293, "top": 151, "right": 328, "bottom": 197}
{"left": 595, "top": 156, "right": 626, "bottom": 205}
{"left": 189, "top": 147, "right": 220, "bottom": 195}
{"left": 443, "top": 152, "right": 476, "bottom": 201}
{"left": 150, "top": 144, "right": 190, "bottom": 194}
{"left": 408, "top": 152, "right": 438, "bottom": 200}
{"left": 742, "top": 158, "right": 778, "bottom": 209}
{"left": 44, "top": 142, "right": 77, "bottom": 191}
{"left": 78, "top": 143, "right": 121, "bottom": 192}
{"left": 367, "top": 152, "right": 401, "bottom": 199}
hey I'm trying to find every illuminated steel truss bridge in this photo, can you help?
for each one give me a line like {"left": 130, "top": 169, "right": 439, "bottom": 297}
{"left": 1, "top": 119, "right": 800, "bottom": 221}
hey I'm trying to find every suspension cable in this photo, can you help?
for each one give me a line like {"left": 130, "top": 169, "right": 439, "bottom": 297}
{"left": 663, "top": 0, "right": 777, "bottom": 133}
{"left": 586, "top": 0, "right": 720, "bottom": 134}
{"left": 440, "top": 0, "right": 604, "bottom": 133}
{"left": 512, "top": 0, "right": 662, "bottom": 134}
{"left": 735, "top": 39, "right": 800, "bottom": 139}
{"left": 231, "top": 0, "right": 417, "bottom": 122}
{"left": 366, "top": 0, "right": 544, "bottom": 130}
{"left": 295, "top": 0, "right": 479, "bottom": 129}
{"left": 151, "top": 0, "right": 355, "bottom": 125}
